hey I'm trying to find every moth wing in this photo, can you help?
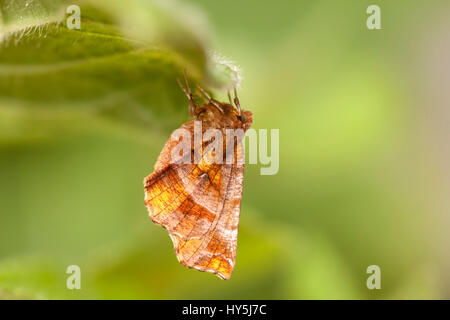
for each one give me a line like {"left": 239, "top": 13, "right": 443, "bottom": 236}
{"left": 144, "top": 129, "right": 244, "bottom": 280}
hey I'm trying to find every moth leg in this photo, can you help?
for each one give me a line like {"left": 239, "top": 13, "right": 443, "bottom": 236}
{"left": 177, "top": 69, "right": 197, "bottom": 117}
{"left": 233, "top": 87, "right": 242, "bottom": 115}
{"left": 196, "top": 84, "right": 224, "bottom": 114}
{"left": 227, "top": 90, "right": 233, "bottom": 105}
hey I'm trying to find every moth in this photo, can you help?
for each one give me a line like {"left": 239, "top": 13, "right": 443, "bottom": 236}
{"left": 143, "top": 71, "right": 252, "bottom": 280}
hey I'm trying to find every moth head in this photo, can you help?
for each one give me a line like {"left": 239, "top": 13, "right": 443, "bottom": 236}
{"left": 227, "top": 87, "right": 252, "bottom": 131}
{"left": 225, "top": 103, "right": 253, "bottom": 131}
{"left": 237, "top": 110, "right": 253, "bottom": 131}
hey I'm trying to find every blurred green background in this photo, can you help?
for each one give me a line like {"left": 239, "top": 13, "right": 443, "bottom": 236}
{"left": 1, "top": 0, "right": 450, "bottom": 299}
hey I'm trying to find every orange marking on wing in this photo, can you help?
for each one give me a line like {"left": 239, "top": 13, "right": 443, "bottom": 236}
{"left": 144, "top": 100, "right": 251, "bottom": 280}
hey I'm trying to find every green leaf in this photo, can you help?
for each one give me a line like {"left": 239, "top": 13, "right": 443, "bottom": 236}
{"left": 0, "top": 0, "right": 64, "bottom": 34}
{"left": 0, "top": 0, "right": 240, "bottom": 144}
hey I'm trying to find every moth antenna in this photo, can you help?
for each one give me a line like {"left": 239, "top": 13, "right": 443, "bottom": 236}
{"left": 196, "top": 84, "right": 212, "bottom": 100}
{"left": 177, "top": 78, "right": 189, "bottom": 98}
{"left": 233, "top": 87, "right": 242, "bottom": 115}
{"left": 183, "top": 68, "right": 192, "bottom": 95}
{"left": 197, "top": 84, "right": 224, "bottom": 114}
{"left": 194, "top": 88, "right": 208, "bottom": 104}
{"left": 227, "top": 90, "right": 233, "bottom": 105}
{"left": 177, "top": 69, "right": 196, "bottom": 117}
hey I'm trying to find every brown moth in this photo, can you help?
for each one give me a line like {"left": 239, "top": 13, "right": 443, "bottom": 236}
{"left": 143, "top": 70, "right": 252, "bottom": 280}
